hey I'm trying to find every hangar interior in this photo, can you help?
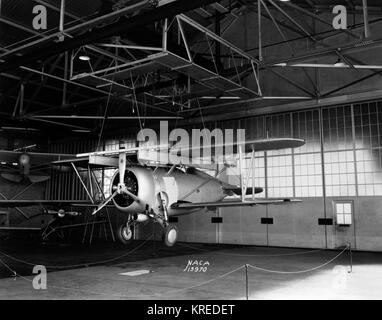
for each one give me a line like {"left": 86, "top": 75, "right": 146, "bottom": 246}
{"left": 2, "top": 0, "right": 382, "bottom": 300}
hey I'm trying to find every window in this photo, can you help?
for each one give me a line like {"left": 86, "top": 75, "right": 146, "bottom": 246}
{"left": 354, "top": 103, "right": 382, "bottom": 196}
{"left": 324, "top": 150, "right": 356, "bottom": 197}
{"left": 293, "top": 110, "right": 322, "bottom": 197}
{"left": 267, "top": 154, "right": 293, "bottom": 197}
{"left": 266, "top": 114, "right": 294, "bottom": 197}
{"left": 335, "top": 202, "right": 353, "bottom": 226}
{"left": 295, "top": 153, "right": 323, "bottom": 197}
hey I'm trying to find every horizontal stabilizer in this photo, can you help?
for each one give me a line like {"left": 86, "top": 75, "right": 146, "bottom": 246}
{"left": 223, "top": 187, "right": 263, "bottom": 196}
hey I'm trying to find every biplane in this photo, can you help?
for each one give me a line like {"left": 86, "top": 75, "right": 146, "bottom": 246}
{"left": 0, "top": 136, "right": 305, "bottom": 246}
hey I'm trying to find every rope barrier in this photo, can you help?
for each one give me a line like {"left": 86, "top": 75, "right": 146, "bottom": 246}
{"left": 0, "top": 258, "right": 134, "bottom": 299}
{"left": 178, "top": 242, "right": 326, "bottom": 257}
{"left": 0, "top": 243, "right": 352, "bottom": 299}
{"left": 0, "top": 235, "right": 153, "bottom": 269}
{"left": 165, "top": 265, "right": 245, "bottom": 294}
{"left": 0, "top": 257, "right": 18, "bottom": 279}
{"left": 247, "top": 245, "right": 349, "bottom": 274}
{"left": 0, "top": 255, "right": 245, "bottom": 299}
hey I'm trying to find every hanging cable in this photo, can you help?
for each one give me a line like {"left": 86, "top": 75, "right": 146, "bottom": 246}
{"left": 130, "top": 71, "right": 143, "bottom": 132}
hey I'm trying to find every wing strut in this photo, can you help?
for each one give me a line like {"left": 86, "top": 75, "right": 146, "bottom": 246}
{"left": 71, "top": 162, "right": 95, "bottom": 204}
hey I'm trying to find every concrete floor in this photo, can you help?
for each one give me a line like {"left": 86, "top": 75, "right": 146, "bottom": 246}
{"left": 1, "top": 239, "right": 382, "bottom": 300}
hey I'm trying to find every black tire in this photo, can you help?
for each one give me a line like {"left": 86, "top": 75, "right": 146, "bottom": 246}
{"left": 163, "top": 224, "right": 178, "bottom": 247}
{"left": 117, "top": 225, "right": 133, "bottom": 245}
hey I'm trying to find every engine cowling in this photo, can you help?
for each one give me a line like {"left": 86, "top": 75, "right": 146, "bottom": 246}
{"left": 110, "top": 166, "right": 156, "bottom": 213}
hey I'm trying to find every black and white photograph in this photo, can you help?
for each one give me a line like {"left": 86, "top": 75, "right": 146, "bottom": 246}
{"left": 0, "top": 0, "right": 382, "bottom": 307}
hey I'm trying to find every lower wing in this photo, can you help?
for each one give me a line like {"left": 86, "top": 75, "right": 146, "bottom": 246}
{"left": 171, "top": 199, "right": 301, "bottom": 210}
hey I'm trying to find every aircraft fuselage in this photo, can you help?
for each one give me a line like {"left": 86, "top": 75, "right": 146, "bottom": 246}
{"left": 111, "top": 166, "right": 227, "bottom": 217}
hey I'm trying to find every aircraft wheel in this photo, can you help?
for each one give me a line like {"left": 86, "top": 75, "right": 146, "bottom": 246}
{"left": 117, "top": 224, "right": 133, "bottom": 245}
{"left": 163, "top": 224, "right": 178, "bottom": 247}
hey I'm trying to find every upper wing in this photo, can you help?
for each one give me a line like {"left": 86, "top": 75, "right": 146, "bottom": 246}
{"left": 170, "top": 137, "right": 305, "bottom": 154}
{"left": 137, "top": 138, "right": 305, "bottom": 170}
{"left": 0, "top": 200, "right": 102, "bottom": 208}
{"left": 171, "top": 198, "right": 301, "bottom": 210}
{"left": 77, "top": 138, "right": 305, "bottom": 158}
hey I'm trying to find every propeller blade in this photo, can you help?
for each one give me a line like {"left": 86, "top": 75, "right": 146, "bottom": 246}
{"left": 112, "top": 185, "right": 140, "bottom": 203}
{"left": 1, "top": 173, "right": 23, "bottom": 183}
{"left": 28, "top": 175, "right": 50, "bottom": 183}
{"left": 121, "top": 188, "right": 140, "bottom": 203}
{"left": 119, "top": 152, "right": 127, "bottom": 185}
{"left": 92, "top": 191, "right": 118, "bottom": 215}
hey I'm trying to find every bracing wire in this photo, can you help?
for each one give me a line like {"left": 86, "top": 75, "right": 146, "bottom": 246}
{"left": 97, "top": 74, "right": 115, "bottom": 151}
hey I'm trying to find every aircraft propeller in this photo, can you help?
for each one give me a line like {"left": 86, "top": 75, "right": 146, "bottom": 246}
{"left": 92, "top": 152, "right": 140, "bottom": 215}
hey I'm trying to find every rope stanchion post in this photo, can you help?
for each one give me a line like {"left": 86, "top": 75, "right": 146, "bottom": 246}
{"left": 152, "top": 222, "right": 156, "bottom": 257}
{"left": 245, "top": 264, "right": 249, "bottom": 301}
{"left": 0, "top": 258, "right": 18, "bottom": 281}
{"left": 348, "top": 242, "right": 353, "bottom": 273}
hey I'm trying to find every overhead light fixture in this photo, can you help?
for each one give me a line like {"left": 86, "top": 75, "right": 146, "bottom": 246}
{"left": 200, "top": 96, "right": 241, "bottom": 100}
{"left": 72, "top": 129, "right": 92, "bottom": 133}
{"left": 334, "top": 58, "right": 346, "bottom": 67}
{"left": 79, "top": 55, "right": 90, "bottom": 61}
{"left": 1, "top": 126, "right": 39, "bottom": 132}
{"left": 275, "top": 62, "right": 382, "bottom": 69}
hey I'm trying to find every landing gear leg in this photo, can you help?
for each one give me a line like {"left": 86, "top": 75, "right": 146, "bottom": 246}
{"left": 157, "top": 192, "right": 179, "bottom": 247}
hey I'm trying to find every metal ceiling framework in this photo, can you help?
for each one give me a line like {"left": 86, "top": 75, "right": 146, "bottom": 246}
{"left": 67, "top": 13, "right": 261, "bottom": 112}
{"left": 0, "top": 0, "right": 382, "bottom": 138}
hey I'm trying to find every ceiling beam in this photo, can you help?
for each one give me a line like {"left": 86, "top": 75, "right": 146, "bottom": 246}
{"left": 279, "top": 1, "right": 360, "bottom": 40}
{"left": 268, "top": 0, "right": 318, "bottom": 43}
{"left": 304, "top": 0, "right": 316, "bottom": 9}
{"left": 0, "top": 0, "right": 150, "bottom": 60}
{"left": 181, "top": 88, "right": 382, "bottom": 125}
{"left": 0, "top": 0, "right": 225, "bottom": 73}
{"left": 29, "top": 115, "right": 183, "bottom": 120}
{"left": 266, "top": 37, "right": 382, "bottom": 67}
{"left": 243, "top": 1, "right": 308, "bottom": 38}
